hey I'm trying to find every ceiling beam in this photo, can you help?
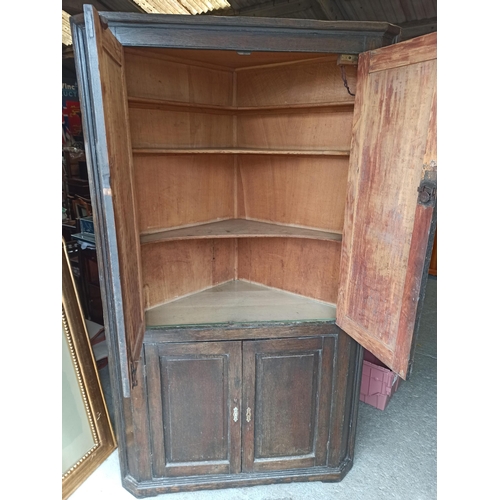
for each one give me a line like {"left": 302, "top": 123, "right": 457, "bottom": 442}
{"left": 314, "top": 0, "right": 345, "bottom": 20}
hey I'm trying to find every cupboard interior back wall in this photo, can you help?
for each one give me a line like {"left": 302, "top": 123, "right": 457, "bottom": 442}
{"left": 123, "top": 48, "right": 356, "bottom": 316}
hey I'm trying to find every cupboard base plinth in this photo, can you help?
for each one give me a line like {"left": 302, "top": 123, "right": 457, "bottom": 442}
{"left": 123, "top": 461, "right": 353, "bottom": 498}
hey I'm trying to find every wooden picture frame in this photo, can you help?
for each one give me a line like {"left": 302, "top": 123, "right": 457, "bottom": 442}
{"left": 62, "top": 240, "right": 115, "bottom": 499}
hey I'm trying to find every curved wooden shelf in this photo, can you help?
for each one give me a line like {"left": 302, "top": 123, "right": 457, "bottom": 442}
{"left": 140, "top": 219, "right": 343, "bottom": 245}
{"left": 128, "top": 96, "right": 354, "bottom": 114}
{"left": 132, "top": 147, "right": 350, "bottom": 156}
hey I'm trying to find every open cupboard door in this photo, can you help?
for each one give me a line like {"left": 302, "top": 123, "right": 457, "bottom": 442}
{"left": 336, "top": 32, "right": 437, "bottom": 380}
{"left": 74, "top": 6, "right": 145, "bottom": 397}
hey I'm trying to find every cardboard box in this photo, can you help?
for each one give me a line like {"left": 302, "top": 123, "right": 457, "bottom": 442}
{"left": 360, "top": 351, "right": 401, "bottom": 410}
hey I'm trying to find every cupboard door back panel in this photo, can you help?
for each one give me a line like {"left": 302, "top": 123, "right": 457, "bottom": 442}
{"left": 79, "top": 7, "right": 144, "bottom": 396}
{"left": 337, "top": 33, "right": 437, "bottom": 379}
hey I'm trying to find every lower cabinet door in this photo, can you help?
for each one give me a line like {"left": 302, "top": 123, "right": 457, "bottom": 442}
{"left": 144, "top": 341, "right": 242, "bottom": 478}
{"left": 242, "top": 336, "right": 334, "bottom": 472}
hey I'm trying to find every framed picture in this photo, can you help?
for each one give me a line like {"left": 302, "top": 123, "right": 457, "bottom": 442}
{"left": 62, "top": 240, "right": 115, "bottom": 499}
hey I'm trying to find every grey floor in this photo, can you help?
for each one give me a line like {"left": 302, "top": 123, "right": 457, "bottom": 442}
{"left": 72, "top": 276, "right": 437, "bottom": 500}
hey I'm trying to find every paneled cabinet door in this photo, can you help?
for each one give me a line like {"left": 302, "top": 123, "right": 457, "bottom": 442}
{"left": 144, "top": 341, "right": 242, "bottom": 478}
{"left": 242, "top": 337, "right": 334, "bottom": 472}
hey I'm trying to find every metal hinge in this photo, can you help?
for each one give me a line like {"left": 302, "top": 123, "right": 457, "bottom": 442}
{"left": 130, "top": 361, "right": 138, "bottom": 389}
{"left": 417, "top": 181, "right": 437, "bottom": 207}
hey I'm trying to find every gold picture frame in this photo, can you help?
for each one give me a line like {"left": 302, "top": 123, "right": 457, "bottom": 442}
{"left": 62, "top": 240, "right": 116, "bottom": 499}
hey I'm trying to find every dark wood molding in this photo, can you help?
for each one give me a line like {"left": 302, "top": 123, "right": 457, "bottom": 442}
{"left": 76, "top": 13, "right": 401, "bottom": 53}
{"left": 399, "top": 17, "right": 437, "bottom": 40}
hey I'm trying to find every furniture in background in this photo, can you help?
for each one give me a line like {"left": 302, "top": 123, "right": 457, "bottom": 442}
{"left": 63, "top": 240, "right": 115, "bottom": 499}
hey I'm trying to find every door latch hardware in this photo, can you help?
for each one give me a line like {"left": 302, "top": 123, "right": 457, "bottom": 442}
{"left": 417, "top": 181, "right": 437, "bottom": 207}
{"left": 246, "top": 407, "right": 252, "bottom": 423}
{"left": 233, "top": 407, "right": 239, "bottom": 423}
{"left": 337, "top": 54, "right": 358, "bottom": 66}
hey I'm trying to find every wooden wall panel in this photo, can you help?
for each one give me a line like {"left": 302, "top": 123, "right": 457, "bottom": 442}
{"left": 133, "top": 154, "right": 234, "bottom": 233}
{"left": 340, "top": 59, "right": 436, "bottom": 350}
{"left": 141, "top": 239, "right": 235, "bottom": 309}
{"left": 238, "top": 238, "right": 341, "bottom": 304}
{"left": 237, "top": 156, "right": 349, "bottom": 232}
{"left": 124, "top": 50, "right": 233, "bottom": 106}
{"left": 237, "top": 109, "right": 353, "bottom": 151}
{"left": 129, "top": 108, "right": 233, "bottom": 149}
{"left": 136, "top": 49, "right": 333, "bottom": 70}
{"left": 237, "top": 59, "right": 357, "bottom": 107}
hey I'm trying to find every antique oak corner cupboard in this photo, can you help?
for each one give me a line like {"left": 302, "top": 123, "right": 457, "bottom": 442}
{"left": 71, "top": 7, "right": 436, "bottom": 497}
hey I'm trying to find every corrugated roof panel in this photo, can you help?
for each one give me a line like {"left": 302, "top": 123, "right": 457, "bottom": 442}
{"left": 62, "top": 10, "right": 72, "bottom": 45}
{"left": 132, "top": 0, "right": 230, "bottom": 15}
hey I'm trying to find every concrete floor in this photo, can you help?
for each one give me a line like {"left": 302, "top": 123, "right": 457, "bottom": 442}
{"left": 71, "top": 276, "right": 437, "bottom": 500}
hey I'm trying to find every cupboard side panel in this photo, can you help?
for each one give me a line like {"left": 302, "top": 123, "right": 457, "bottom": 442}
{"left": 125, "top": 349, "right": 153, "bottom": 481}
{"left": 133, "top": 155, "right": 234, "bottom": 234}
{"left": 238, "top": 238, "right": 341, "bottom": 304}
{"left": 328, "top": 327, "right": 362, "bottom": 466}
{"left": 237, "top": 156, "right": 349, "bottom": 233}
{"left": 141, "top": 239, "right": 235, "bottom": 309}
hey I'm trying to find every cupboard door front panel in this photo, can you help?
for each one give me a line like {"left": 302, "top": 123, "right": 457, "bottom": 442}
{"left": 145, "top": 341, "right": 241, "bottom": 478}
{"left": 242, "top": 337, "right": 333, "bottom": 472}
{"left": 337, "top": 32, "right": 437, "bottom": 379}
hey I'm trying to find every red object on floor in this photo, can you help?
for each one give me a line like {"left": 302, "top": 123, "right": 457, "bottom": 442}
{"left": 360, "top": 350, "right": 401, "bottom": 411}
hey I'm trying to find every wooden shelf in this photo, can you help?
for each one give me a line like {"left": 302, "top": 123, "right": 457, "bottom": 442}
{"left": 128, "top": 96, "right": 354, "bottom": 114}
{"left": 132, "top": 147, "right": 350, "bottom": 156}
{"left": 140, "top": 219, "right": 343, "bottom": 245}
{"left": 145, "top": 280, "right": 337, "bottom": 327}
